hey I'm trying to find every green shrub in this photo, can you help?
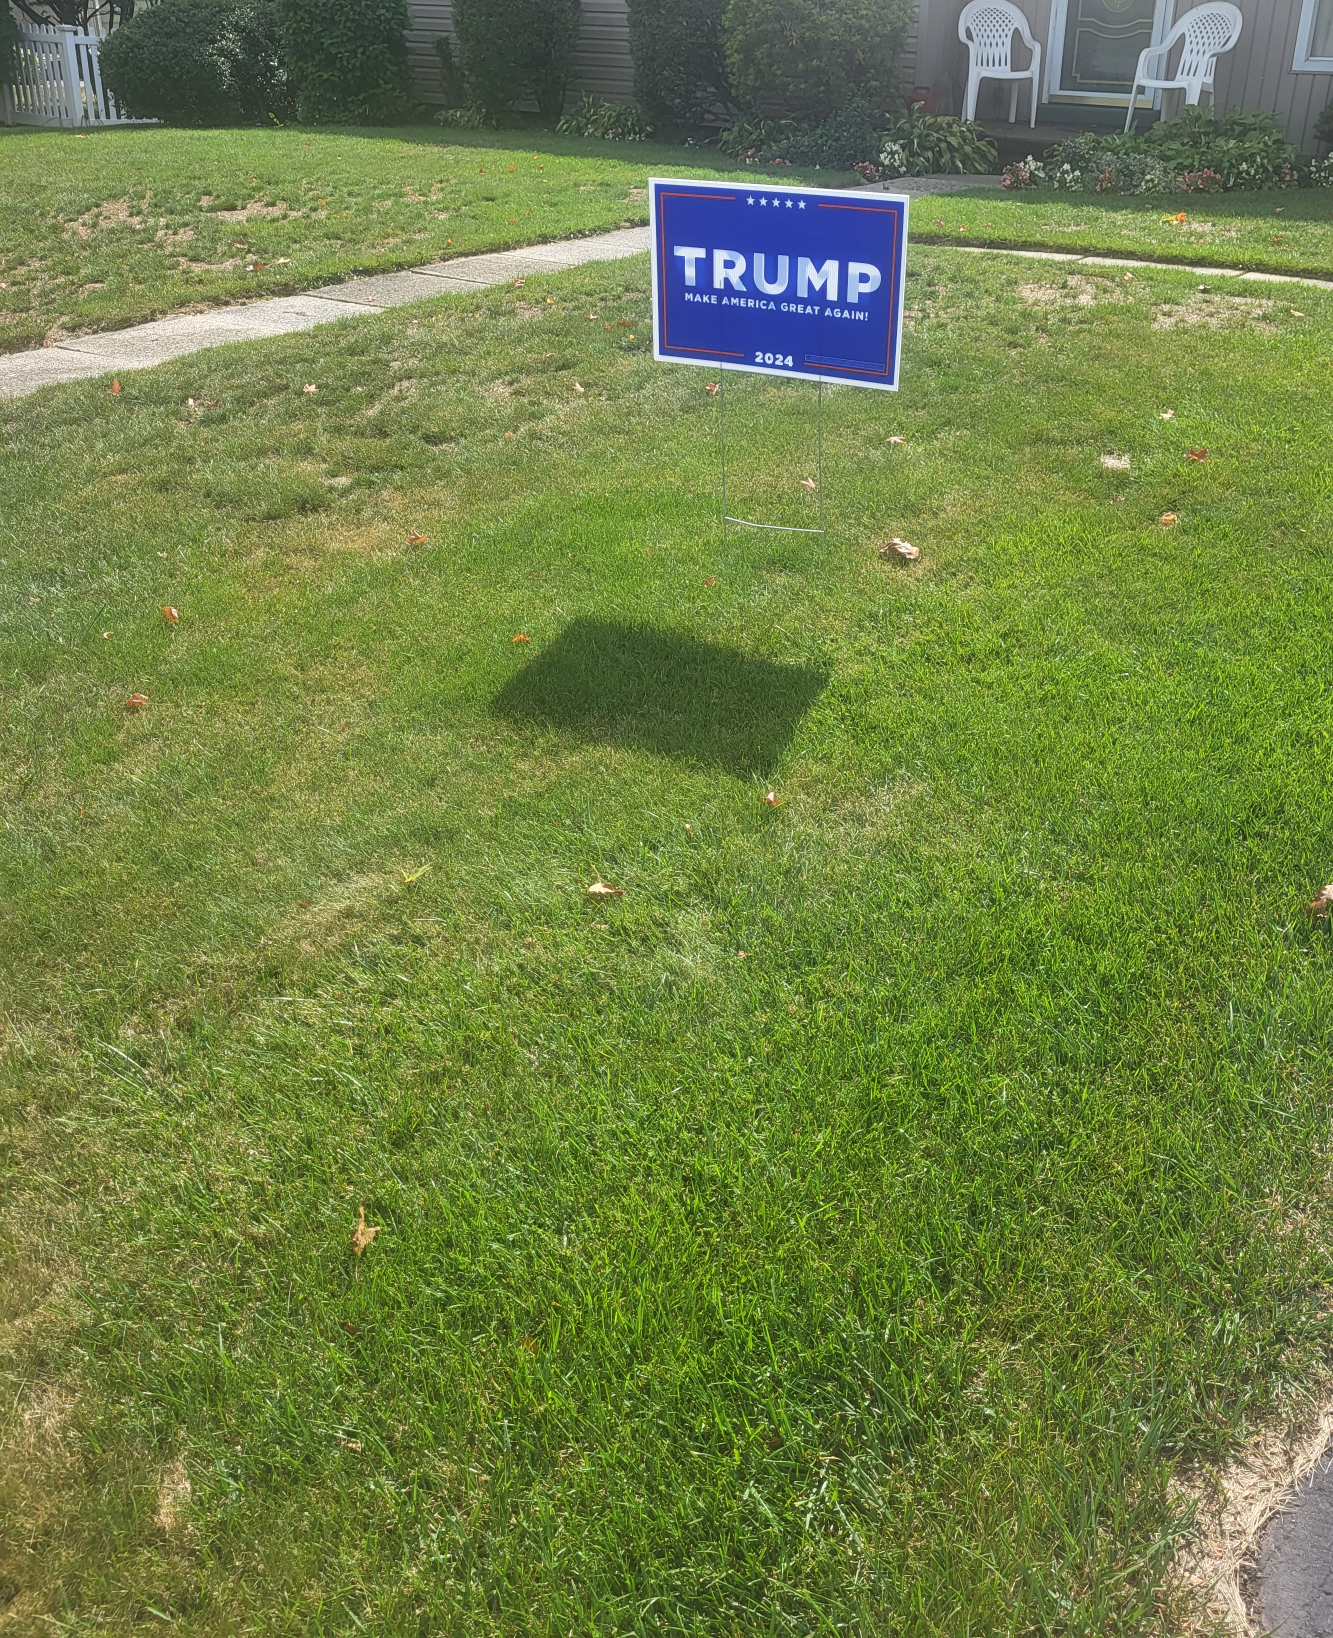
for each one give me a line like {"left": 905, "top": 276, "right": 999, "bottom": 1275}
{"left": 556, "top": 93, "right": 653, "bottom": 140}
{"left": 759, "top": 102, "right": 881, "bottom": 168}
{"left": 723, "top": 0, "right": 913, "bottom": 124}
{"left": 451, "top": 0, "right": 581, "bottom": 121}
{"left": 98, "top": 0, "right": 293, "bottom": 125}
{"left": 276, "top": 0, "right": 417, "bottom": 124}
{"left": 626, "top": 0, "right": 732, "bottom": 128}
{"left": 878, "top": 106, "right": 997, "bottom": 175}
{"left": 1141, "top": 106, "right": 1299, "bottom": 188}
{"left": 1038, "top": 108, "right": 1300, "bottom": 192}
{"left": 1313, "top": 100, "right": 1333, "bottom": 148}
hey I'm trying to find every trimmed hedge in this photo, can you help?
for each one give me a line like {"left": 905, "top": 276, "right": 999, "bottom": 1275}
{"left": 98, "top": 0, "right": 293, "bottom": 125}
{"left": 276, "top": 0, "right": 417, "bottom": 124}
{"left": 625, "top": 0, "right": 732, "bottom": 129}
{"left": 723, "top": 0, "right": 913, "bottom": 124}
{"left": 451, "top": 0, "right": 581, "bottom": 121}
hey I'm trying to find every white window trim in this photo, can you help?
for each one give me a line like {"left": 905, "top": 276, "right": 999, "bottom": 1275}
{"left": 1292, "top": 0, "right": 1333, "bottom": 71}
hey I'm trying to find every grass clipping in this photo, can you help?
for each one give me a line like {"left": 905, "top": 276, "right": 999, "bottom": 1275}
{"left": 1174, "top": 1393, "right": 1333, "bottom": 1633}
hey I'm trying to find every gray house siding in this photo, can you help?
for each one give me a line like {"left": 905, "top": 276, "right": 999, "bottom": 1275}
{"left": 408, "top": 0, "right": 635, "bottom": 108}
{"left": 406, "top": 0, "right": 1328, "bottom": 148}
{"left": 408, "top": 0, "right": 925, "bottom": 113}
{"left": 906, "top": 0, "right": 1330, "bottom": 148}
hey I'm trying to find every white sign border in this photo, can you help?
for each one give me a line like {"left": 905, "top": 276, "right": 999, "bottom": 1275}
{"left": 648, "top": 176, "right": 910, "bottom": 393}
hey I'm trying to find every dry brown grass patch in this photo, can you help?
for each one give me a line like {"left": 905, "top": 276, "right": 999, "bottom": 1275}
{"left": 1173, "top": 1389, "right": 1333, "bottom": 1634}
{"left": 1153, "top": 294, "right": 1276, "bottom": 332}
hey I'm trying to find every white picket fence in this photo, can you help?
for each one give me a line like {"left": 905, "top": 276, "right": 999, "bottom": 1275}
{"left": 1, "top": 23, "right": 137, "bottom": 126}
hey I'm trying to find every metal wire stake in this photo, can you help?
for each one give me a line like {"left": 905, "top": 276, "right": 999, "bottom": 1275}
{"left": 717, "top": 370, "right": 826, "bottom": 540}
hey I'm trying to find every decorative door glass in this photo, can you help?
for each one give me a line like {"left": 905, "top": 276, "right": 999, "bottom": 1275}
{"left": 1058, "top": 0, "right": 1158, "bottom": 93}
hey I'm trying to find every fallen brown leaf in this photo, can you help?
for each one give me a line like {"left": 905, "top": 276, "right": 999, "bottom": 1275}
{"left": 886, "top": 435, "right": 907, "bottom": 445}
{"left": 513, "top": 277, "right": 525, "bottom": 287}
{"left": 572, "top": 381, "right": 585, "bottom": 393}
{"left": 1161, "top": 512, "right": 1179, "bottom": 527}
{"left": 512, "top": 633, "right": 531, "bottom": 644}
{"left": 125, "top": 692, "right": 148, "bottom": 710}
{"left": 1186, "top": 448, "right": 1209, "bottom": 463}
{"left": 110, "top": 379, "right": 121, "bottom": 395}
{"left": 303, "top": 384, "right": 317, "bottom": 395}
{"left": 1310, "top": 884, "right": 1333, "bottom": 920}
{"left": 162, "top": 606, "right": 180, "bottom": 625}
{"left": 340, "top": 1439, "right": 363, "bottom": 1452}
{"left": 703, "top": 576, "right": 717, "bottom": 587}
{"left": 1159, "top": 409, "right": 1174, "bottom": 420}
{"left": 1290, "top": 309, "right": 1306, "bottom": 318}
{"left": 706, "top": 382, "right": 720, "bottom": 396}
{"left": 408, "top": 532, "right": 429, "bottom": 544}
{"left": 587, "top": 881, "right": 623, "bottom": 897}
{"left": 879, "top": 538, "right": 919, "bottom": 561}
{"left": 350, "top": 1204, "right": 380, "bottom": 1257}
{"left": 764, "top": 791, "right": 780, "bottom": 808}
{"left": 799, "top": 477, "right": 817, "bottom": 491}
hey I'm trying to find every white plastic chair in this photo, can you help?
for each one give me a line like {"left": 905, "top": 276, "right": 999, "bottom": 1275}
{"left": 1123, "top": 2, "right": 1243, "bottom": 132}
{"left": 958, "top": 0, "right": 1043, "bottom": 129}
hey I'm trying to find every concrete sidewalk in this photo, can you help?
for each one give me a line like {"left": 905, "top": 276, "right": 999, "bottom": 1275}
{"left": 0, "top": 226, "right": 652, "bottom": 401}
{"left": 3, "top": 219, "right": 1328, "bottom": 401}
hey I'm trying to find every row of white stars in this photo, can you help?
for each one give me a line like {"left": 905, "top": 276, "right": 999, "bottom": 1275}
{"left": 746, "top": 195, "right": 806, "bottom": 208}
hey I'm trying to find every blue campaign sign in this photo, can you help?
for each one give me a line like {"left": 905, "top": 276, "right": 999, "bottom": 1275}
{"left": 649, "top": 178, "right": 909, "bottom": 392}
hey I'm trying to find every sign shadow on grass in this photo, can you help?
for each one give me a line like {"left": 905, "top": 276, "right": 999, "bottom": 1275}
{"left": 492, "top": 618, "right": 825, "bottom": 779}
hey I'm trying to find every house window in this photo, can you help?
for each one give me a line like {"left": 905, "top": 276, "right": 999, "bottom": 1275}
{"left": 1293, "top": 0, "right": 1333, "bottom": 70}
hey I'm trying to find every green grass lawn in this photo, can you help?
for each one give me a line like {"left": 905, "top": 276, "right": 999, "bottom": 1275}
{"left": 916, "top": 186, "right": 1333, "bottom": 278}
{"left": 3, "top": 247, "right": 1333, "bottom": 1635}
{"left": 0, "top": 124, "right": 848, "bottom": 356}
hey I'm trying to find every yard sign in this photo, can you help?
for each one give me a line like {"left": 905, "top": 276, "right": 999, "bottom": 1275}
{"left": 649, "top": 179, "right": 909, "bottom": 391}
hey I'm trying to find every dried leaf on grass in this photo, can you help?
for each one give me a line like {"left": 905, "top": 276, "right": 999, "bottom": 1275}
{"left": 124, "top": 692, "right": 148, "bottom": 710}
{"left": 706, "top": 382, "right": 720, "bottom": 396}
{"left": 587, "top": 881, "right": 623, "bottom": 897}
{"left": 886, "top": 435, "right": 907, "bottom": 445}
{"left": 703, "top": 576, "right": 717, "bottom": 587}
{"left": 572, "top": 381, "right": 585, "bottom": 394}
{"left": 879, "top": 538, "right": 919, "bottom": 561}
{"left": 303, "top": 384, "right": 317, "bottom": 395}
{"left": 161, "top": 606, "right": 179, "bottom": 625}
{"left": 350, "top": 1205, "right": 380, "bottom": 1257}
{"left": 110, "top": 379, "right": 121, "bottom": 395}
{"left": 764, "top": 791, "right": 780, "bottom": 808}
{"left": 1160, "top": 409, "right": 1175, "bottom": 420}
{"left": 1161, "top": 512, "right": 1180, "bottom": 527}
{"left": 408, "top": 532, "right": 429, "bottom": 544}
{"left": 1309, "top": 883, "right": 1333, "bottom": 920}
{"left": 799, "top": 477, "right": 817, "bottom": 492}
{"left": 511, "top": 633, "right": 531, "bottom": 645}
{"left": 1187, "top": 448, "right": 1209, "bottom": 463}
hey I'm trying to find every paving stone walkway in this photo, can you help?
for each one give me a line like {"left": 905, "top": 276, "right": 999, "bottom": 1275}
{"left": 0, "top": 226, "right": 651, "bottom": 401}
{"left": 1, "top": 218, "right": 1328, "bottom": 402}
